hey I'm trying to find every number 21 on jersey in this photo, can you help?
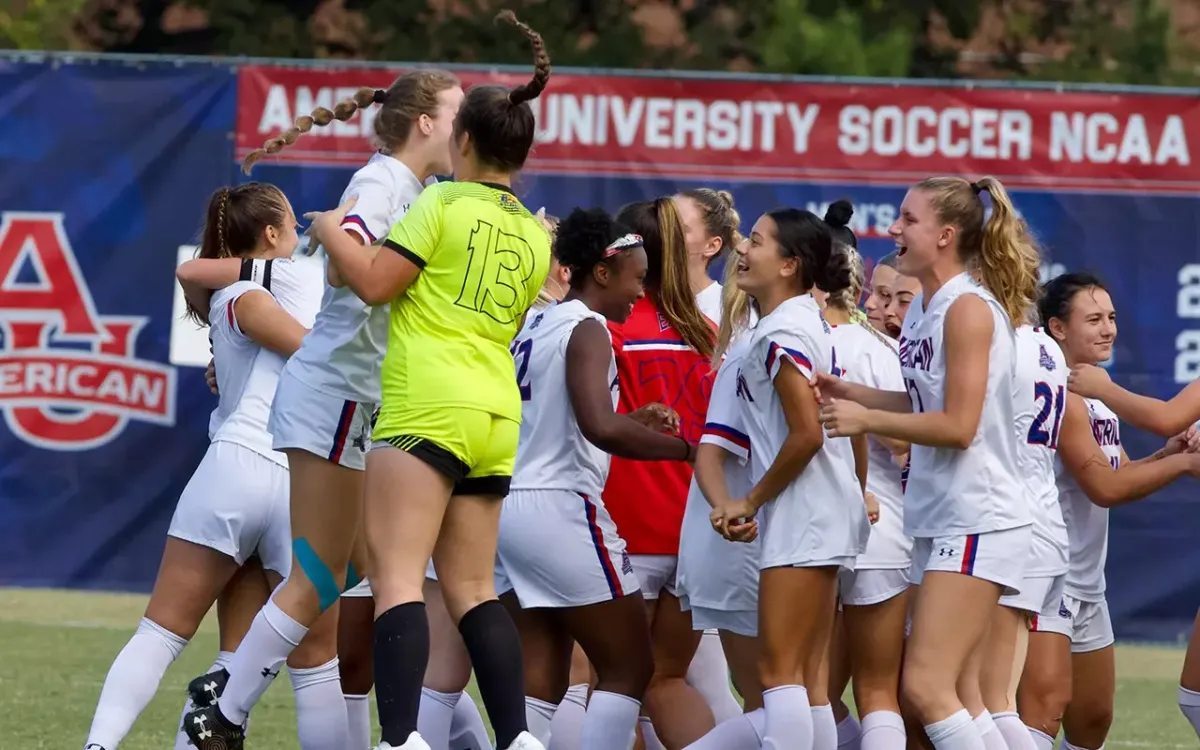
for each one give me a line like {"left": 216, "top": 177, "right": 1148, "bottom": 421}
{"left": 1027, "top": 382, "right": 1066, "bottom": 449}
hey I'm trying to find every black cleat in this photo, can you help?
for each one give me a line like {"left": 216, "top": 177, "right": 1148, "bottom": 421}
{"left": 183, "top": 704, "right": 245, "bottom": 750}
{"left": 187, "top": 668, "right": 230, "bottom": 709}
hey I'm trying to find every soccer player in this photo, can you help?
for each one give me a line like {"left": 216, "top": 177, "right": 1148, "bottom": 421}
{"left": 83, "top": 184, "right": 321, "bottom": 750}
{"left": 1016, "top": 272, "right": 1200, "bottom": 750}
{"left": 821, "top": 204, "right": 912, "bottom": 750}
{"left": 498, "top": 207, "right": 699, "bottom": 749}
{"left": 605, "top": 197, "right": 719, "bottom": 748}
{"left": 183, "top": 70, "right": 464, "bottom": 750}
{"left": 709, "top": 207, "right": 870, "bottom": 750}
{"left": 817, "top": 176, "right": 1041, "bottom": 750}
{"left": 300, "top": 13, "right": 553, "bottom": 750}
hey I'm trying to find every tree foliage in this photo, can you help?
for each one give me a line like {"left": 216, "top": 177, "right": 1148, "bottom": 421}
{"left": 2, "top": 0, "right": 1195, "bottom": 88}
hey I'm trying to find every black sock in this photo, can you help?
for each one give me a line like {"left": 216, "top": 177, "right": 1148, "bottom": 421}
{"left": 458, "top": 599, "right": 529, "bottom": 749}
{"left": 373, "top": 602, "right": 429, "bottom": 746}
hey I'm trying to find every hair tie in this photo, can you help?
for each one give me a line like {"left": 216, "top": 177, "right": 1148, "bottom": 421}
{"left": 971, "top": 181, "right": 983, "bottom": 195}
{"left": 373, "top": 89, "right": 387, "bottom": 104}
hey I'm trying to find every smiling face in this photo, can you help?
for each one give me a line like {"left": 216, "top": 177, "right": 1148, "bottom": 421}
{"left": 889, "top": 188, "right": 952, "bottom": 280}
{"left": 595, "top": 245, "right": 648, "bottom": 323}
{"left": 1051, "top": 286, "right": 1118, "bottom": 366}
{"left": 734, "top": 214, "right": 797, "bottom": 299}
{"left": 864, "top": 263, "right": 897, "bottom": 334}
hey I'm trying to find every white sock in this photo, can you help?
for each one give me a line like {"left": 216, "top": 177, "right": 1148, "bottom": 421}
{"left": 924, "top": 710, "right": 985, "bottom": 750}
{"left": 683, "top": 708, "right": 766, "bottom": 749}
{"left": 581, "top": 691, "right": 640, "bottom": 750}
{"left": 450, "top": 692, "right": 492, "bottom": 750}
{"left": 687, "top": 631, "right": 743, "bottom": 724}
{"left": 1028, "top": 728, "right": 1055, "bottom": 750}
{"left": 813, "top": 704, "right": 838, "bottom": 750}
{"left": 85, "top": 618, "right": 188, "bottom": 750}
{"left": 345, "top": 694, "right": 372, "bottom": 750}
{"left": 549, "top": 684, "right": 588, "bottom": 750}
{"left": 174, "top": 651, "right": 234, "bottom": 750}
{"left": 219, "top": 599, "right": 306, "bottom": 725}
{"left": 1181, "top": 686, "right": 1200, "bottom": 739}
{"left": 859, "top": 711, "right": 905, "bottom": 750}
{"left": 973, "top": 712, "right": 1008, "bottom": 750}
{"left": 418, "top": 688, "right": 461, "bottom": 750}
{"left": 1061, "top": 742, "right": 1104, "bottom": 750}
{"left": 837, "top": 712, "right": 863, "bottom": 750}
{"left": 290, "top": 657, "right": 348, "bottom": 750}
{"left": 763, "top": 685, "right": 813, "bottom": 750}
{"left": 639, "top": 716, "right": 667, "bottom": 750}
{"left": 525, "top": 697, "right": 557, "bottom": 745}
{"left": 992, "top": 713, "right": 1035, "bottom": 750}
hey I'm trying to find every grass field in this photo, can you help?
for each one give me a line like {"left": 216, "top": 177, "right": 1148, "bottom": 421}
{"left": 3, "top": 587, "right": 1196, "bottom": 750}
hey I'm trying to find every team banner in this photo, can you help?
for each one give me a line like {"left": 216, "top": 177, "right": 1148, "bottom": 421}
{"left": 2, "top": 56, "right": 1200, "bottom": 642}
{"left": 0, "top": 59, "right": 238, "bottom": 590}
{"left": 238, "top": 64, "right": 1200, "bottom": 190}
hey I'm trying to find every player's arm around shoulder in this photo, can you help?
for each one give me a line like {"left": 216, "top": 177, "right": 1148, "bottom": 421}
{"left": 1059, "top": 390, "right": 1199, "bottom": 507}
{"left": 233, "top": 288, "right": 309, "bottom": 358}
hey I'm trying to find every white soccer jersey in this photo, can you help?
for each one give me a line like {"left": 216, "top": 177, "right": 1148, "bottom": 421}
{"left": 1013, "top": 326, "right": 1071, "bottom": 578}
{"left": 208, "top": 259, "right": 324, "bottom": 466}
{"left": 899, "top": 273, "right": 1028, "bottom": 537}
{"left": 284, "top": 153, "right": 425, "bottom": 405}
{"left": 1056, "top": 398, "right": 1121, "bottom": 602}
{"left": 831, "top": 322, "right": 911, "bottom": 569}
{"left": 676, "top": 334, "right": 759, "bottom": 612}
{"left": 738, "top": 294, "right": 869, "bottom": 569}
{"left": 509, "top": 300, "right": 619, "bottom": 500}
{"left": 697, "top": 282, "right": 723, "bottom": 326}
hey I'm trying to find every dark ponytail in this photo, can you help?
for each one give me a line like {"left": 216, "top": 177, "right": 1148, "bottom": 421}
{"left": 765, "top": 207, "right": 850, "bottom": 295}
{"left": 452, "top": 11, "right": 552, "bottom": 172}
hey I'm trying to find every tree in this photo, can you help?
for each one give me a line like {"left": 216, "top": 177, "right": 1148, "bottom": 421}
{"left": 0, "top": 0, "right": 89, "bottom": 50}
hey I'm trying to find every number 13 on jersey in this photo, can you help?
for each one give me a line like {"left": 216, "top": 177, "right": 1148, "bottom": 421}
{"left": 456, "top": 219, "right": 536, "bottom": 324}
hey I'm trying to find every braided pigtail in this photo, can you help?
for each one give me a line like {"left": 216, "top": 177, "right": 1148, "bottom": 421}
{"left": 242, "top": 87, "right": 379, "bottom": 174}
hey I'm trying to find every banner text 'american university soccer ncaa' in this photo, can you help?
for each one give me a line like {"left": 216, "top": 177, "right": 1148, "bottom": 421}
{"left": 240, "top": 65, "right": 1199, "bottom": 192}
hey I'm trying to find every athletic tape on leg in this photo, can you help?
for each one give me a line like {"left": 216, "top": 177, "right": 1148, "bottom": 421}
{"left": 345, "top": 561, "right": 362, "bottom": 592}
{"left": 293, "top": 538, "right": 341, "bottom": 611}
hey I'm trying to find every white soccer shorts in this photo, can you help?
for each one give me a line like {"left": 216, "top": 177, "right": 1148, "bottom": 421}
{"left": 168, "top": 440, "right": 292, "bottom": 576}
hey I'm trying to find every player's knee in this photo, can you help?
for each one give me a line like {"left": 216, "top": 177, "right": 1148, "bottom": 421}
{"left": 899, "top": 662, "right": 953, "bottom": 720}
{"left": 598, "top": 649, "right": 654, "bottom": 701}
{"left": 1019, "top": 670, "right": 1072, "bottom": 726}
{"left": 1065, "top": 698, "right": 1113, "bottom": 742}
{"left": 440, "top": 575, "right": 496, "bottom": 623}
{"left": 289, "top": 538, "right": 346, "bottom": 614}
{"left": 337, "top": 641, "right": 374, "bottom": 694}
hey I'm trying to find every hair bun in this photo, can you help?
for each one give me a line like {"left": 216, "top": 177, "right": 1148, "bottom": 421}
{"left": 716, "top": 190, "right": 736, "bottom": 208}
{"left": 824, "top": 199, "right": 854, "bottom": 229}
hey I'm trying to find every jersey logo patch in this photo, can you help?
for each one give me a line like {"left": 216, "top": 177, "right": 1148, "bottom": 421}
{"left": 1038, "top": 344, "right": 1057, "bottom": 372}
{"left": 657, "top": 312, "right": 670, "bottom": 332}
{"left": 0, "top": 212, "right": 177, "bottom": 451}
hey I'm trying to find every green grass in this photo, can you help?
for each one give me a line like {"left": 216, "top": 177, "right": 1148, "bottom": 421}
{"left": 2, "top": 587, "right": 1196, "bottom": 749}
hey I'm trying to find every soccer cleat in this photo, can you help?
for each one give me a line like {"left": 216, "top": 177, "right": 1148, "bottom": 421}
{"left": 183, "top": 704, "right": 245, "bottom": 750}
{"left": 375, "top": 733, "right": 432, "bottom": 750}
{"left": 503, "top": 732, "right": 547, "bottom": 750}
{"left": 187, "top": 668, "right": 230, "bottom": 708}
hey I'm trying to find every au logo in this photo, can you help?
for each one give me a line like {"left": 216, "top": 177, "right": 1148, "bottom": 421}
{"left": 0, "top": 212, "right": 176, "bottom": 451}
